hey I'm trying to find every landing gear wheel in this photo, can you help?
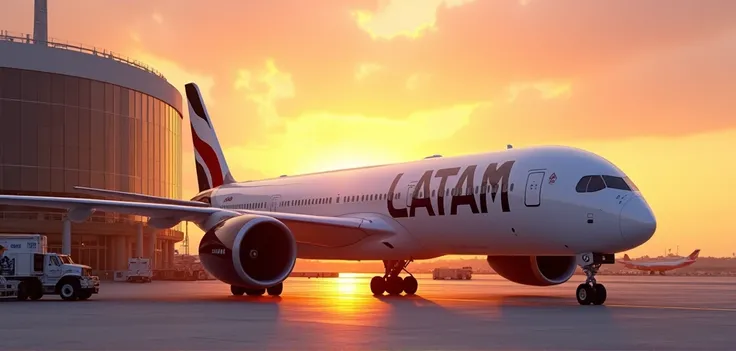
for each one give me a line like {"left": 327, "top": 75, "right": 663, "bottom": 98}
{"left": 245, "top": 288, "right": 266, "bottom": 296}
{"left": 230, "top": 285, "right": 246, "bottom": 296}
{"left": 577, "top": 261, "right": 607, "bottom": 305}
{"left": 402, "top": 276, "right": 418, "bottom": 295}
{"left": 576, "top": 284, "right": 595, "bottom": 305}
{"left": 267, "top": 282, "right": 283, "bottom": 296}
{"left": 592, "top": 283, "right": 607, "bottom": 305}
{"left": 385, "top": 276, "right": 404, "bottom": 295}
{"left": 370, "top": 276, "right": 385, "bottom": 295}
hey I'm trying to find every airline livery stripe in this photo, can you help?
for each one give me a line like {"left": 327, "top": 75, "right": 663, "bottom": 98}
{"left": 190, "top": 125, "right": 223, "bottom": 188}
{"left": 185, "top": 84, "right": 212, "bottom": 127}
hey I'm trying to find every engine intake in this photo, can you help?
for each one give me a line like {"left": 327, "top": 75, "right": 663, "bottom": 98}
{"left": 486, "top": 255, "right": 577, "bottom": 286}
{"left": 198, "top": 214, "right": 297, "bottom": 288}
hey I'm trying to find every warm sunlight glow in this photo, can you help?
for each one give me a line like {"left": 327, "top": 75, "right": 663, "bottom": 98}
{"left": 8, "top": 0, "right": 729, "bottom": 258}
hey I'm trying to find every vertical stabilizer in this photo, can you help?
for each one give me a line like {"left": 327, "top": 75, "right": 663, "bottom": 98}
{"left": 185, "top": 83, "right": 236, "bottom": 192}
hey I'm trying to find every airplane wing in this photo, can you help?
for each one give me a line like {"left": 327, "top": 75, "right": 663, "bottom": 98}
{"left": 0, "top": 195, "right": 394, "bottom": 248}
{"left": 73, "top": 186, "right": 211, "bottom": 207}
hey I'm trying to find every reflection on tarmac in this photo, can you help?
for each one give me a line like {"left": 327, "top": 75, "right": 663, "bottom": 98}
{"left": 1, "top": 274, "right": 734, "bottom": 350}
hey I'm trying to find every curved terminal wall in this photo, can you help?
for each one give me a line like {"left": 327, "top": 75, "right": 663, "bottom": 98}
{"left": 0, "top": 39, "right": 184, "bottom": 270}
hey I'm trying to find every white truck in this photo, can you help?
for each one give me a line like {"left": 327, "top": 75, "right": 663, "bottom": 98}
{"left": 126, "top": 257, "right": 152, "bottom": 283}
{"left": 432, "top": 266, "right": 473, "bottom": 280}
{"left": 0, "top": 234, "right": 100, "bottom": 301}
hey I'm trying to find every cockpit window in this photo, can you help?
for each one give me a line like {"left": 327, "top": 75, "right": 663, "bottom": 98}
{"left": 623, "top": 176, "right": 640, "bottom": 192}
{"left": 576, "top": 175, "right": 638, "bottom": 193}
{"left": 575, "top": 176, "right": 591, "bottom": 193}
{"left": 586, "top": 176, "right": 606, "bottom": 192}
{"left": 602, "top": 176, "right": 631, "bottom": 191}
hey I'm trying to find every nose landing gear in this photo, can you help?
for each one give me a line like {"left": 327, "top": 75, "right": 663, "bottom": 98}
{"left": 576, "top": 263, "right": 606, "bottom": 305}
{"left": 370, "top": 259, "right": 418, "bottom": 296}
{"left": 575, "top": 252, "right": 614, "bottom": 305}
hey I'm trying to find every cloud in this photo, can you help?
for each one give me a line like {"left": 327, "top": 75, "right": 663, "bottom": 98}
{"left": 234, "top": 59, "right": 295, "bottom": 128}
{"left": 352, "top": 0, "right": 476, "bottom": 40}
{"left": 241, "top": 102, "right": 481, "bottom": 175}
{"left": 355, "top": 62, "right": 383, "bottom": 81}
{"left": 405, "top": 73, "right": 432, "bottom": 91}
{"left": 151, "top": 12, "right": 163, "bottom": 25}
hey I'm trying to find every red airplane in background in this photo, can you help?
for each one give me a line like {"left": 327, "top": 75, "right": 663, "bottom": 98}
{"left": 620, "top": 250, "right": 700, "bottom": 275}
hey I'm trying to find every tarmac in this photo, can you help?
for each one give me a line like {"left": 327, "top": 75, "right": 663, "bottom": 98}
{"left": 1, "top": 273, "right": 734, "bottom": 350}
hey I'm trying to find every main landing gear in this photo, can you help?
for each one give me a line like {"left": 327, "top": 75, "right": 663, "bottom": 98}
{"left": 230, "top": 282, "right": 283, "bottom": 297}
{"left": 370, "top": 259, "right": 418, "bottom": 296}
{"left": 575, "top": 252, "right": 614, "bottom": 305}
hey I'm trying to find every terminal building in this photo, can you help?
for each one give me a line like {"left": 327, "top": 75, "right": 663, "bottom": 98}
{"left": 0, "top": 0, "right": 184, "bottom": 275}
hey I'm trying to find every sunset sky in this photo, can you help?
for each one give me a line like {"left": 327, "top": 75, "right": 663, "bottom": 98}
{"left": 2, "top": 0, "right": 735, "bottom": 258}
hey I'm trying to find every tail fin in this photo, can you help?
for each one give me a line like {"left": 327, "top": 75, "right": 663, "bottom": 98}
{"left": 687, "top": 249, "right": 700, "bottom": 260}
{"left": 623, "top": 254, "right": 631, "bottom": 261}
{"left": 185, "top": 83, "right": 236, "bottom": 192}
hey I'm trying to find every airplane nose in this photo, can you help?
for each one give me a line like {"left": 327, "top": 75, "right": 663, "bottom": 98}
{"left": 619, "top": 197, "right": 657, "bottom": 247}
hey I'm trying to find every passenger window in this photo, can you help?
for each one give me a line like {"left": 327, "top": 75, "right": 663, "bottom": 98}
{"left": 575, "top": 176, "right": 591, "bottom": 193}
{"left": 602, "top": 175, "right": 631, "bottom": 191}
{"left": 586, "top": 176, "right": 605, "bottom": 192}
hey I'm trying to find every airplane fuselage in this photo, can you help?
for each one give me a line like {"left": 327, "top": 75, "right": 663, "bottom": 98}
{"left": 192, "top": 146, "right": 656, "bottom": 261}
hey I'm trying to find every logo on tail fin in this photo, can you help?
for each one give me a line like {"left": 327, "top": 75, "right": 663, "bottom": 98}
{"left": 185, "top": 83, "right": 236, "bottom": 192}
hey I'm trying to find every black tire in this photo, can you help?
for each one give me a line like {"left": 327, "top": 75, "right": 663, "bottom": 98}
{"left": 230, "top": 285, "right": 246, "bottom": 296}
{"left": 245, "top": 288, "right": 265, "bottom": 296}
{"left": 29, "top": 279, "right": 44, "bottom": 301}
{"left": 385, "top": 276, "right": 403, "bottom": 295}
{"left": 59, "top": 279, "right": 81, "bottom": 301}
{"left": 576, "top": 283, "right": 595, "bottom": 305}
{"left": 370, "top": 276, "right": 385, "bottom": 295}
{"left": 16, "top": 281, "right": 29, "bottom": 301}
{"left": 267, "top": 282, "right": 283, "bottom": 296}
{"left": 592, "top": 283, "right": 607, "bottom": 305}
{"left": 78, "top": 291, "right": 93, "bottom": 300}
{"left": 402, "top": 276, "right": 418, "bottom": 295}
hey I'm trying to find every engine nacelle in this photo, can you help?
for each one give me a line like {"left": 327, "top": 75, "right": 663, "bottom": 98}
{"left": 198, "top": 214, "right": 297, "bottom": 289}
{"left": 486, "top": 255, "right": 577, "bottom": 286}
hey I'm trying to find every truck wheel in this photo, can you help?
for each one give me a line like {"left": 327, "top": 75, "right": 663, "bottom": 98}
{"left": 29, "top": 279, "right": 44, "bottom": 301}
{"left": 16, "top": 281, "right": 29, "bottom": 301}
{"left": 78, "top": 291, "right": 93, "bottom": 300}
{"left": 59, "top": 279, "right": 81, "bottom": 301}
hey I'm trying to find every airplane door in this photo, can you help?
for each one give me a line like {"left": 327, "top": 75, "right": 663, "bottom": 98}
{"left": 269, "top": 195, "right": 281, "bottom": 211}
{"left": 524, "top": 171, "right": 545, "bottom": 207}
{"left": 406, "top": 182, "right": 417, "bottom": 207}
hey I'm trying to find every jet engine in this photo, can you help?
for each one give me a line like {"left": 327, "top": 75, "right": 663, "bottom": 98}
{"left": 486, "top": 255, "right": 577, "bottom": 286}
{"left": 198, "top": 214, "right": 297, "bottom": 288}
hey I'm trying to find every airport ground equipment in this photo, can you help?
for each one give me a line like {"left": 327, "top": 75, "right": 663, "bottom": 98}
{"left": 432, "top": 267, "right": 473, "bottom": 280}
{"left": 0, "top": 234, "right": 100, "bottom": 301}
{"left": 126, "top": 258, "right": 153, "bottom": 283}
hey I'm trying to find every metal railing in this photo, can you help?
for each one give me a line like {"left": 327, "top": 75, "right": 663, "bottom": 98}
{"left": 0, "top": 30, "right": 167, "bottom": 81}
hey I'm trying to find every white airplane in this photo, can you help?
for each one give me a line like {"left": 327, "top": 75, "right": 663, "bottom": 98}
{"left": 0, "top": 83, "right": 657, "bottom": 306}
